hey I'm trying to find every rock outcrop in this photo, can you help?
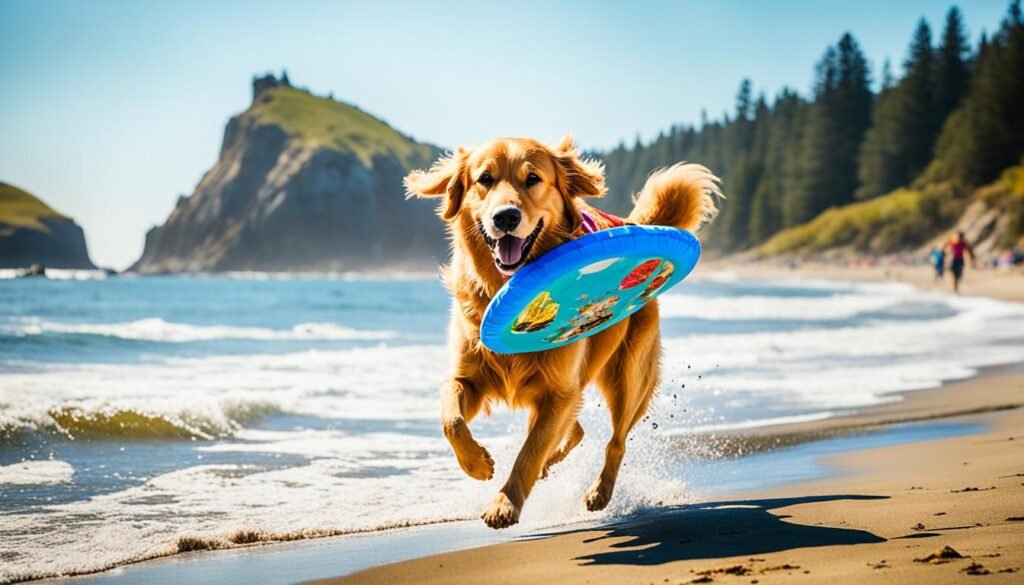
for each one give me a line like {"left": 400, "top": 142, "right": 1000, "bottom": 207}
{"left": 132, "top": 76, "right": 446, "bottom": 273}
{"left": 0, "top": 182, "right": 96, "bottom": 269}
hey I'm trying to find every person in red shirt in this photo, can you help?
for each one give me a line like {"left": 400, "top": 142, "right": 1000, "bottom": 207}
{"left": 943, "top": 231, "right": 975, "bottom": 294}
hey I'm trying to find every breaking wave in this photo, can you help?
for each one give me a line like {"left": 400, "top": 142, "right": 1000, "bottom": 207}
{"left": 1, "top": 398, "right": 281, "bottom": 442}
{"left": 7, "top": 318, "right": 398, "bottom": 343}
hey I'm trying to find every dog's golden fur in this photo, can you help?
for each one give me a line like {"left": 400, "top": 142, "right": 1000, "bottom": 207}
{"left": 405, "top": 136, "right": 720, "bottom": 528}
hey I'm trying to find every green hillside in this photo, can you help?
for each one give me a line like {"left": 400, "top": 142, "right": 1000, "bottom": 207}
{"left": 0, "top": 182, "right": 66, "bottom": 234}
{"left": 755, "top": 185, "right": 957, "bottom": 256}
{"left": 248, "top": 86, "right": 436, "bottom": 168}
{"left": 756, "top": 162, "right": 1024, "bottom": 256}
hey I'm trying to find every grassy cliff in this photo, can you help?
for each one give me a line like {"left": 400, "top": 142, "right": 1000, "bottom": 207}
{"left": 0, "top": 182, "right": 95, "bottom": 268}
{"left": 132, "top": 80, "right": 447, "bottom": 273}
{"left": 248, "top": 87, "right": 437, "bottom": 168}
{"left": 0, "top": 182, "right": 67, "bottom": 234}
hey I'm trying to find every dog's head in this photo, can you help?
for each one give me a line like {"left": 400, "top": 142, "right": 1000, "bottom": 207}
{"left": 405, "top": 136, "right": 605, "bottom": 277}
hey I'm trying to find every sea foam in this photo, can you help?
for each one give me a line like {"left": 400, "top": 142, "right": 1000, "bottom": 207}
{"left": 0, "top": 460, "right": 74, "bottom": 485}
{"left": 10, "top": 317, "right": 397, "bottom": 343}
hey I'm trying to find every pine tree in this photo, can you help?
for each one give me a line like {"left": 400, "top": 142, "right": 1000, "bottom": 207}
{"left": 717, "top": 81, "right": 765, "bottom": 250}
{"left": 786, "top": 47, "right": 837, "bottom": 225}
{"left": 780, "top": 97, "right": 810, "bottom": 229}
{"left": 748, "top": 96, "right": 782, "bottom": 242}
{"left": 857, "top": 19, "right": 938, "bottom": 199}
{"left": 901, "top": 20, "right": 938, "bottom": 178}
{"left": 857, "top": 86, "right": 903, "bottom": 199}
{"left": 881, "top": 58, "right": 895, "bottom": 90}
{"left": 735, "top": 79, "right": 754, "bottom": 121}
{"left": 832, "top": 33, "right": 874, "bottom": 203}
{"left": 790, "top": 35, "right": 872, "bottom": 220}
{"left": 934, "top": 6, "right": 971, "bottom": 122}
{"left": 932, "top": 0, "right": 1024, "bottom": 185}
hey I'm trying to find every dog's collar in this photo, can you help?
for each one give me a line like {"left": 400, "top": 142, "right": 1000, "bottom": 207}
{"left": 576, "top": 205, "right": 630, "bottom": 237}
{"left": 580, "top": 210, "right": 600, "bottom": 235}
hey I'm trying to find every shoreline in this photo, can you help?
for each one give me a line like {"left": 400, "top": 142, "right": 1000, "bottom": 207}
{"left": 703, "top": 260, "right": 1024, "bottom": 304}
{"left": 27, "top": 268, "right": 1024, "bottom": 584}
{"left": 316, "top": 373, "right": 1024, "bottom": 585}
{"left": 304, "top": 266, "right": 1024, "bottom": 585}
{"left": 55, "top": 373, "right": 1024, "bottom": 585}
{"left": 692, "top": 362, "right": 1024, "bottom": 460}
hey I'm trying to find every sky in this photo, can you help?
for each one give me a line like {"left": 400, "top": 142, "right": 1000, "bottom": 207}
{"left": 0, "top": 0, "right": 1011, "bottom": 269}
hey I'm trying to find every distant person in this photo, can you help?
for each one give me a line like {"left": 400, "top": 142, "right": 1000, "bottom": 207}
{"left": 943, "top": 231, "right": 974, "bottom": 294}
{"left": 929, "top": 247, "right": 945, "bottom": 282}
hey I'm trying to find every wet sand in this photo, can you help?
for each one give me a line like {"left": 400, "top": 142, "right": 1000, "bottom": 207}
{"left": 313, "top": 373, "right": 1024, "bottom": 585}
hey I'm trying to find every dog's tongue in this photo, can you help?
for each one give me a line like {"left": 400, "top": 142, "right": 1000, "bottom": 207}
{"left": 497, "top": 235, "right": 526, "bottom": 267}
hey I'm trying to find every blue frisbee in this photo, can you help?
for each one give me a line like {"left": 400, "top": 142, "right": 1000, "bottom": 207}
{"left": 480, "top": 225, "right": 701, "bottom": 354}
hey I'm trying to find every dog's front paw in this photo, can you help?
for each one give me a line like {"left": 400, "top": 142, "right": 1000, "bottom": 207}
{"left": 455, "top": 441, "right": 494, "bottom": 481}
{"left": 481, "top": 492, "right": 520, "bottom": 529}
{"left": 583, "top": 477, "right": 614, "bottom": 512}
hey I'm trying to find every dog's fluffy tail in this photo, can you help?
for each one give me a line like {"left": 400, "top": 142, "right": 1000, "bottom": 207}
{"left": 627, "top": 163, "right": 723, "bottom": 232}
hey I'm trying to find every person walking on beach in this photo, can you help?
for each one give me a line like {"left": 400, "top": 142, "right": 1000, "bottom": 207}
{"left": 929, "top": 247, "right": 945, "bottom": 282}
{"left": 943, "top": 231, "right": 974, "bottom": 294}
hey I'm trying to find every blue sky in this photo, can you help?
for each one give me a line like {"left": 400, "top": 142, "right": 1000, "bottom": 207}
{"left": 0, "top": 0, "right": 1011, "bottom": 269}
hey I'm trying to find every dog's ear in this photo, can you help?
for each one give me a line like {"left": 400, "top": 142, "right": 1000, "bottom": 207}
{"left": 404, "top": 148, "right": 468, "bottom": 221}
{"left": 550, "top": 135, "right": 606, "bottom": 199}
{"left": 549, "top": 135, "right": 606, "bottom": 233}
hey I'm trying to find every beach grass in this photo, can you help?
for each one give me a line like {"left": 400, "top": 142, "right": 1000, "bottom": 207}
{"left": 757, "top": 182, "right": 964, "bottom": 256}
{"left": 758, "top": 162, "right": 1024, "bottom": 257}
{"left": 977, "top": 164, "right": 1024, "bottom": 248}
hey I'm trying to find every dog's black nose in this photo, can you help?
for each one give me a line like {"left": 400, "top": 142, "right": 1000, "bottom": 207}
{"left": 492, "top": 207, "right": 522, "bottom": 233}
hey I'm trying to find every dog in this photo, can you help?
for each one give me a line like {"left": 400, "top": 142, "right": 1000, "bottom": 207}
{"left": 404, "top": 136, "right": 720, "bottom": 529}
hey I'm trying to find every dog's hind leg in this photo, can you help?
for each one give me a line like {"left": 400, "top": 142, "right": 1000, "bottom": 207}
{"left": 441, "top": 378, "right": 493, "bottom": 481}
{"left": 585, "top": 303, "right": 661, "bottom": 512}
{"left": 540, "top": 420, "right": 585, "bottom": 479}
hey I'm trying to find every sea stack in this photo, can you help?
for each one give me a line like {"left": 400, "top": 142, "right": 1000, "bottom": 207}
{"left": 131, "top": 73, "right": 446, "bottom": 273}
{"left": 0, "top": 182, "right": 96, "bottom": 269}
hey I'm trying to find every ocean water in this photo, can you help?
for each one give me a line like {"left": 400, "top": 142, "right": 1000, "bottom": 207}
{"left": 2, "top": 270, "right": 1024, "bottom": 582}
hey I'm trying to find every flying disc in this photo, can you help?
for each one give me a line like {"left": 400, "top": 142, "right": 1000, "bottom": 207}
{"left": 480, "top": 225, "right": 701, "bottom": 354}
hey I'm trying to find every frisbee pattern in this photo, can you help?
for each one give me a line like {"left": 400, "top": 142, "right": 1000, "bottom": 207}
{"left": 480, "top": 225, "right": 700, "bottom": 354}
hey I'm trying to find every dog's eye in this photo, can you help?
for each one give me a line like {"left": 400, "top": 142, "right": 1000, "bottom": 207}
{"left": 525, "top": 173, "right": 541, "bottom": 188}
{"left": 478, "top": 172, "right": 494, "bottom": 186}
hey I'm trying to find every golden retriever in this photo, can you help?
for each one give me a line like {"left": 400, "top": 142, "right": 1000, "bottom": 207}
{"left": 404, "top": 136, "right": 720, "bottom": 529}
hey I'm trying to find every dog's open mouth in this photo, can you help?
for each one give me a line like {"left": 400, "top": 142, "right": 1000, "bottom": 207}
{"left": 480, "top": 220, "right": 543, "bottom": 276}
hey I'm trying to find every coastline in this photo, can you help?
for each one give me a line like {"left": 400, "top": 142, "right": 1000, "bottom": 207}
{"left": 315, "top": 373, "right": 1024, "bottom": 585}
{"left": 29, "top": 267, "right": 1024, "bottom": 585}
{"left": 688, "top": 365, "right": 1023, "bottom": 461}
{"left": 704, "top": 260, "right": 1024, "bottom": 303}
{"left": 56, "top": 374, "right": 1024, "bottom": 585}
{"left": 306, "top": 266, "right": 1024, "bottom": 585}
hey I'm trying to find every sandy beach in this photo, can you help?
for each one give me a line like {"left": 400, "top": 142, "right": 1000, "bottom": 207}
{"left": 314, "top": 371, "right": 1024, "bottom": 585}
{"left": 310, "top": 266, "right": 1024, "bottom": 585}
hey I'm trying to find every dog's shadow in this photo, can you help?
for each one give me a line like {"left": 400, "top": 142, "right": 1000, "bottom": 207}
{"left": 531, "top": 494, "right": 887, "bottom": 566}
